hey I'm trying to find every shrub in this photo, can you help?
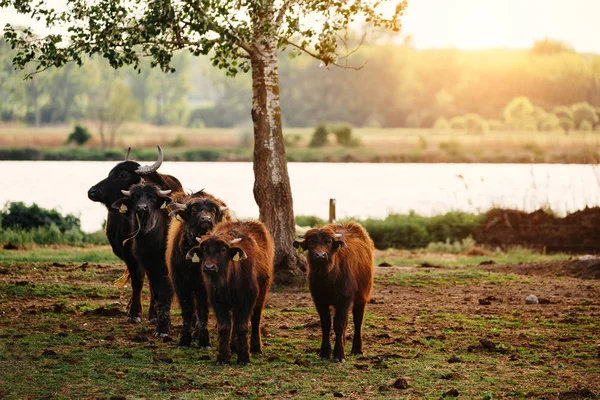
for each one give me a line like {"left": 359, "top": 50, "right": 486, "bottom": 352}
{"left": 424, "top": 236, "right": 477, "bottom": 254}
{"left": 503, "top": 96, "right": 535, "bottom": 129}
{"left": 539, "top": 113, "right": 561, "bottom": 131}
{"left": 449, "top": 116, "right": 467, "bottom": 130}
{"left": 309, "top": 124, "right": 329, "bottom": 148}
{"left": 66, "top": 125, "right": 92, "bottom": 146}
{"left": 487, "top": 119, "right": 504, "bottom": 131}
{"left": 559, "top": 117, "right": 574, "bottom": 134}
{"left": 579, "top": 120, "right": 593, "bottom": 131}
{"left": 1, "top": 202, "right": 80, "bottom": 232}
{"left": 433, "top": 117, "right": 450, "bottom": 130}
{"left": 168, "top": 135, "right": 187, "bottom": 147}
{"left": 295, "top": 215, "right": 327, "bottom": 227}
{"left": 553, "top": 105, "right": 574, "bottom": 120}
{"left": 464, "top": 113, "right": 488, "bottom": 134}
{"left": 331, "top": 123, "right": 354, "bottom": 146}
{"left": 572, "top": 102, "right": 599, "bottom": 128}
{"left": 284, "top": 134, "right": 302, "bottom": 148}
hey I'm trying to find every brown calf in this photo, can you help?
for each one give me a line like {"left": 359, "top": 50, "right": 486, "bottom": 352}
{"left": 186, "top": 220, "right": 274, "bottom": 365}
{"left": 293, "top": 222, "right": 374, "bottom": 362}
{"left": 166, "top": 190, "right": 232, "bottom": 348}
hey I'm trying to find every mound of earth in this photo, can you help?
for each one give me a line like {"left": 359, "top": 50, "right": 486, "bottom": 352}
{"left": 480, "top": 257, "right": 600, "bottom": 280}
{"left": 477, "top": 207, "right": 600, "bottom": 254}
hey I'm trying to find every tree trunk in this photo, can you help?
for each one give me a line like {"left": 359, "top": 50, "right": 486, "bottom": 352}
{"left": 250, "top": 39, "right": 306, "bottom": 286}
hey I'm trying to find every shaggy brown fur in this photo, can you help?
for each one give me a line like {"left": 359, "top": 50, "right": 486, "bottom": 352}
{"left": 166, "top": 190, "right": 232, "bottom": 348}
{"left": 294, "top": 222, "right": 374, "bottom": 362}
{"left": 186, "top": 220, "right": 274, "bottom": 365}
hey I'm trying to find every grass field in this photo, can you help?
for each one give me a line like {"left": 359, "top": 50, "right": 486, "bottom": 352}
{"left": 2, "top": 124, "right": 600, "bottom": 163}
{"left": 0, "top": 246, "right": 598, "bottom": 399}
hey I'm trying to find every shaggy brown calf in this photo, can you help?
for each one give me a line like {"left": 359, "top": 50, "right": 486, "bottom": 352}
{"left": 186, "top": 220, "right": 274, "bottom": 365}
{"left": 111, "top": 182, "right": 178, "bottom": 337}
{"left": 166, "top": 190, "right": 232, "bottom": 348}
{"left": 87, "top": 146, "right": 182, "bottom": 324}
{"left": 293, "top": 222, "right": 374, "bottom": 362}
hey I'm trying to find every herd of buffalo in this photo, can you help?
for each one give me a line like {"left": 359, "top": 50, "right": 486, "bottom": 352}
{"left": 87, "top": 146, "right": 375, "bottom": 365}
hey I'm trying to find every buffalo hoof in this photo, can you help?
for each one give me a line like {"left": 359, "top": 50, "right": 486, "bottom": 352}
{"left": 320, "top": 357, "right": 329, "bottom": 361}
{"left": 199, "top": 346, "right": 212, "bottom": 351}
{"left": 350, "top": 349, "right": 362, "bottom": 355}
{"left": 177, "top": 345, "right": 189, "bottom": 350}
{"left": 127, "top": 316, "right": 142, "bottom": 324}
{"left": 154, "top": 331, "right": 169, "bottom": 338}
{"left": 215, "top": 361, "right": 229, "bottom": 366}
{"left": 238, "top": 360, "right": 250, "bottom": 366}
{"left": 333, "top": 357, "right": 346, "bottom": 363}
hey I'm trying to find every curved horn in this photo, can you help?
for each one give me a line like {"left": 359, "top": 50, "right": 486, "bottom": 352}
{"left": 173, "top": 202, "right": 187, "bottom": 210}
{"left": 219, "top": 206, "right": 228, "bottom": 212}
{"left": 125, "top": 147, "right": 132, "bottom": 161}
{"left": 230, "top": 238, "right": 242, "bottom": 245}
{"left": 121, "top": 190, "right": 131, "bottom": 197}
{"left": 297, "top": 234, "right": 305, "bottom": 239}
{"left": 334, "top": 233, "right": 343, "bottom": 239}
{"left": 158, "top": 189, "right": 172, "bottom": 197}
{"left": 136, "top": 145, "right": 163, "bottom": 175}
{"left": 195, "top": 237, "right": 202, "bottom": 243}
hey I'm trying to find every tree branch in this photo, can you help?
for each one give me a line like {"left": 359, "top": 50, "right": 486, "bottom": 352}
{"left": 283, "top": 39, "right": 366, "bottom": 70}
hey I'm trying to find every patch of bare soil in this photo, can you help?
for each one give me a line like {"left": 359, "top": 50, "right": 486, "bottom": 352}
{"left": 481, "top": 257, "right": 600, "bottom": 280}
{"left": 478, "top": 207, "right": 600, "bottom": 254}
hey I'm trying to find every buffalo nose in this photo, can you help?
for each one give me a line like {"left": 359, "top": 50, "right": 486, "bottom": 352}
{"left": 203, "top": 264, "right": 217, "bottom": 273}
{"left": 200, "top": 215, "right": 212, "bottom": 223}
{"left": 87, "top": 187, "right": 100, "bottom": 200}
{"left": 136, "top": 204, "right": 148, "bottom": 212}
{"left": 315, "top": 251, "right": 328, "bottom": 259}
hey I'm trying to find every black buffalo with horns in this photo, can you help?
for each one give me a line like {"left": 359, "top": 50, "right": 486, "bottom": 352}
{"left": 87, "top": 145, "right": 183, "bottom": 324}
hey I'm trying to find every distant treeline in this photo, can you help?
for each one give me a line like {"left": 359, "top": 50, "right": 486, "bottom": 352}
{"left": 1, "top": 37, "right": 598, "bottom": 130}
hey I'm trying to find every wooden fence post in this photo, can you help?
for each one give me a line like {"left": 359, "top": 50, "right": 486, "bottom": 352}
{"left": 329, "top": 199, "right": 336, "bottom": 224}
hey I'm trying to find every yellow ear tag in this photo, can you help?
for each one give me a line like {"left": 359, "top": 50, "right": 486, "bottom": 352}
{"left": 232, "top": 253, "right": 241, "bottom": 262}
{"left": 296, "top": 247, "right": 305, "bottom": 255}
{"left": 191, "top": 253, "right": 200, "bottom": 263}
{"left": 160, "top": 201, "right": 167, "bottom": 209}
{"left": 175, "top": 214, "right": 183, "bottom": 221}
{"left": 119, "top": 204, "right": 128, "bottom": 214}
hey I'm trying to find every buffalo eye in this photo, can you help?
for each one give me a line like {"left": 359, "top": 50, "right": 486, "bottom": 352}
{"left": 119, "top": 171, "right": 129, "bottom": 179}
{"left": 325, "top": 238, "right": 332, "bottom": 245}
{"left": 220, "top": 246, "right": 226, "bottom": 254}
{"left": 308, "top": 239, "right": 316, "bottom": 246}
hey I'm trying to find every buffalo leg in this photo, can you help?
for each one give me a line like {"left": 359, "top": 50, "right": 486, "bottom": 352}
{"left": 173, "top": 274, "right": 194, "bottom": 348}
{"left": 193, "top": 287, "right": 211, "bottom": 349}
{"left": 215, "top": 308, "right": 232, "bottom": 365}
{"left": 148, "top": 285, "right": 157, "bottom": 324}
{"left": 147, "top": 269, "right": 172, "bottom": 338}
{"left": 125, "top": 257, "right": 144, "bottom": 324}
{"left": 233, "top": 309, "right": 252, "bottom": 365}
{"left": 351, "top": 302, "right": 366, "bottom": 355}
{"left": 315, "top": 301, "right": 332, "bottom": 360}
{"left": 250, "top": 290, "right": 267, "bottom": 354}
{"left": 332, "top": 303, "right": 350, "bottom": 362}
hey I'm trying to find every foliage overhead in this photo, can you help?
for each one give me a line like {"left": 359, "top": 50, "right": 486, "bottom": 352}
{"left": 2, "top": 0, "right": 407, "bottom": 77}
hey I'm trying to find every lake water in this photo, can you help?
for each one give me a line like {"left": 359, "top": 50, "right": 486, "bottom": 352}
{"left": 0, "top": 161, "right": 599, "bottom": 232}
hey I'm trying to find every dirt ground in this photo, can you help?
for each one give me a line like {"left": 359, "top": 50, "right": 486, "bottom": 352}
{"left": 478, "top": 207, "right": 600, "bottom": 254}
{"left": 0, "top": 257, "right": 599, "bottom": 399}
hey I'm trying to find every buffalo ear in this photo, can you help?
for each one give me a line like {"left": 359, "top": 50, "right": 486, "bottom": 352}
{"left": 228, "top": 247, "right": 247, "bottom": 262}
{"left": 292, "top": 240, "right": 305, "bottom": 250}
{"left": 333, "top": 240, "right": 347, "bottom": 251}
{"left": 185, "top": 247, "right": 201, "bottom": 263}
{"left": 111, "top": 198, "right": 130, "bottom": 213}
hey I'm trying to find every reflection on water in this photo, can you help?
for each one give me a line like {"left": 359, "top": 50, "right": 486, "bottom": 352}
{"left": 0, "top": 161, "right": 598, "bottom": 232}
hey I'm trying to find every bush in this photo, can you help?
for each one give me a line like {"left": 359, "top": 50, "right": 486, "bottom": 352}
{"left": 487, "top": 119, "right": 504, "bottom": 131}
{"left": 504, "top": 96, "right": 535, "bottom": 129}
{"left": 572, "top": 102, "right": 599, "bottom": 128}
{"left": 464, "top": 113, "right": 488, "bottom": 134}
{"left": 331, "top": 123, "right": 354, "bottom": 146}
{"left": 284, "top": 134, "right": 302, "bottom": 148}
{"left": 449, "top": 116, "right": 467, "bottom": 130}
{"left": 539, "top": 113, "right": 561, "bottom": 131}
{"left": 295, "top": 215, "right": 327, "bottom": 227}
{"left": 553, "top": 105, "right": 574, "bottom": 120}
{"left": 424, "top": 236, "right": 476, "bottom": 254}
{"left": 579, "top": 120, "right": 593, "bottom": 131}
{"left": 168, "top": 135, "right": 187, "bottom": 147}
{"left": 1, "top": 202, "right": 80, "bottom": 232}
{"left": 66, "top": 125, "right": 92, "bottom": 146}
{"left": 309, "top": 124, "right": 329, "bottom": 148}
{"left": 433, "top": 117, "right": 450, "bottom": 130}
{"left": 559, "top": 117, "right": 574, "bottom": 134}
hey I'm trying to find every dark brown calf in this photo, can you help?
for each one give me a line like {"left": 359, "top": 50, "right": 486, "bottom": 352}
{"left": 294, "top": 222, "right": 374, "bottom": 362}
{"left": 166, "top": 191, "right": 232, "bottom": 348}
{"left": 111, "top": 183, "right": 177, "bottom": 337}
{"left": 186, "top": 220, "right": 274, "bottom": 365}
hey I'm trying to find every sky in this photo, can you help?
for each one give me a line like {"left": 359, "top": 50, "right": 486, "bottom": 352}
{"left": 1, "top": 0, "right": 599, "bottom": 53}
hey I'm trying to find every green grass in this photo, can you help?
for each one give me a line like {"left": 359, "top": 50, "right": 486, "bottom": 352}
{"left": 377, "top": 268, "right": 529, "bottom": 287}
{"left": 0, "top": 247, "right": 119, "bottom": 263}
